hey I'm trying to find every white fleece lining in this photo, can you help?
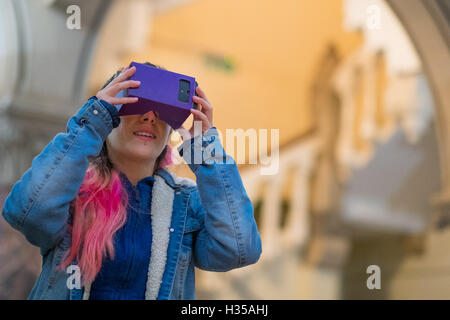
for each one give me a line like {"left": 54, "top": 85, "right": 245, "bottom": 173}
{"left": 82, "top": 174, "right": 174, "bottom": 300}
{"left": 82, "top": 282, "right": 91, "bottom": 300}
{"left": 145, "top": 174, "right": 174, "bottom": 299}
{"left": 168, "top": 171, "right": 196, "bottom": 187}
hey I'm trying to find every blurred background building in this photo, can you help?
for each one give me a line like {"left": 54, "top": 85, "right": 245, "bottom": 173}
{"left": 0, "top": 0, "right": 449, "bottom": 299}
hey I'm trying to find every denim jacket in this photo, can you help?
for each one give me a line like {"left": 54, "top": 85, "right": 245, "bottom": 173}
{"left": 2, "top": 97, "right": 262, "bottom": 300}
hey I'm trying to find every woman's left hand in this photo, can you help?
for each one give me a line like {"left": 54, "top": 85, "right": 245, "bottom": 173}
{"left": 180, "top": 86, "right": 213, "bottom": 140}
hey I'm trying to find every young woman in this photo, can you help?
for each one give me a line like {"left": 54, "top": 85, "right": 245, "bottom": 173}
{"left": 2, "top": 62, "right": 262, "bottom": 300}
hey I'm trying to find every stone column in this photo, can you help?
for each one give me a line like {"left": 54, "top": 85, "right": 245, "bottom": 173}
{"left": 260, "top": 175, "right": 284, "bottom": 260}
{"left": 282, "top": 155, "right": 315, "bottom": 249}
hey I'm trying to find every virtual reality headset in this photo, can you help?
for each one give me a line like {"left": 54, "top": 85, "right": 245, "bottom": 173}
{"left": 117, "top": 61, "right": 198, "bottom": 129}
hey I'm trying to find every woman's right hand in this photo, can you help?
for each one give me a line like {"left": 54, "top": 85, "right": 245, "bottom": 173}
{"left": 96, "top": 65, "right": 141, "bottom": 106}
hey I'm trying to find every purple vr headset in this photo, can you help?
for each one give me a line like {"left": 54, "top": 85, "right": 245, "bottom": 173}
{"left": 117, "top": 61, "right": 198, "bottom": 129}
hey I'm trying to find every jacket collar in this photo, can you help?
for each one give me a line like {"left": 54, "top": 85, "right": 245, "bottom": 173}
{"left": 154, "top": 168, "right": 177, "bottom": 189}
{"left": 155, "top": 168, "right": 196, "bottom": 190}
{"left": 116, "top": 168, "right": 181, "bottom": 190}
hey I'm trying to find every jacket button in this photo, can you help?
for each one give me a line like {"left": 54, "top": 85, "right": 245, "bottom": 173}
{"left": 93, "top": 109, "right": 99, "bottom": 115}
{"left": 169, "top": 228, "right": 174, "bottom": 232}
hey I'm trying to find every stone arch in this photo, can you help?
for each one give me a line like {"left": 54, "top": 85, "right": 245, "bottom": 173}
{"left": 386, "top": 0, "right": 450, "bottom": 224}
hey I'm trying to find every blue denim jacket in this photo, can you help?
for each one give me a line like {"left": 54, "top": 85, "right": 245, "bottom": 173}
{"left": 1, "top": 97, "right": 262, "bottom": 300}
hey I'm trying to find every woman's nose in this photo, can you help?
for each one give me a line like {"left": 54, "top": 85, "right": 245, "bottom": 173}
{"left": 141, "top": 110, "right": 158, "bottom": 123}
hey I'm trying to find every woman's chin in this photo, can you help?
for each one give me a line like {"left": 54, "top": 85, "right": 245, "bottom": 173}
{"left": 126, "top": 148, "right": 155, "bottom": 162}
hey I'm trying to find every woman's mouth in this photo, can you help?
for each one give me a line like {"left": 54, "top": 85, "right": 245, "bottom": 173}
{"left": 133, "top": 131, "right": 156, "bottom": 141}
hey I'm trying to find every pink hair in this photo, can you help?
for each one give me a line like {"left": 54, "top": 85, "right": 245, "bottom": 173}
{"left": 159, "top": 145, "right": 174, "bottom": 168}
{"left": 58, "top": 144, "right": 173, "bottom": 286}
